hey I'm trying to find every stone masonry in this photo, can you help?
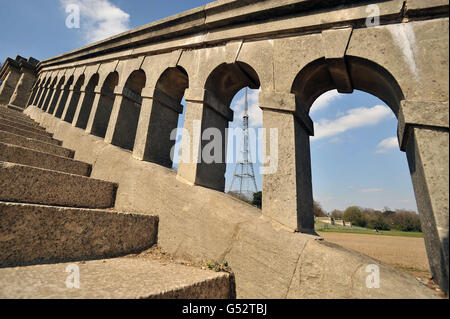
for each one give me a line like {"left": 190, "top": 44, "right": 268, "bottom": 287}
{"left": 0, "top": 0, "right": 448, "bottom": 298}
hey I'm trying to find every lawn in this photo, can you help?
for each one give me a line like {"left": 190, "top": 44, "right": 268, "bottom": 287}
{"left": 315, "top": 221, "right": 423, "bottom": 238}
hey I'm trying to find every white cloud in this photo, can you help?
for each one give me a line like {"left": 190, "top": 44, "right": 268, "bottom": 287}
{"left": 376, "top": 137, "right": 399, "bottom": 153}
{"left": 310, "top": 90, "right": 343, "bottom": 114}
{"left": 312, "top": 105, "right": 393, "bottom": 141}
{"left": 233, "top": 89, "right": 262, "bottom": 127}
{"left": 358, "top": 188, "right": 384, "bottom": 193}
{"left": 61, "top": 0, "right": 131, "bottom": 43}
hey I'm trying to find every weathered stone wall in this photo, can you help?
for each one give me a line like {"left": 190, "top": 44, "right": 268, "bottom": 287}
{"left": 12, "top": 0, "right": 449, "bottom": 296}
{"left": 25, "top": 105, "right": 438, "bottom": 298}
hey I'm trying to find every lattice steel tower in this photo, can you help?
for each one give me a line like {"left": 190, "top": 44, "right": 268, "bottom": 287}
{"left": 228, "top": 88, "right": 258, "bottom": 199}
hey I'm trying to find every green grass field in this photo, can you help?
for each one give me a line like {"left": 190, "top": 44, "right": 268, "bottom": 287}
{"left": 315, "top": 221, "right": 423, "bottom": 238}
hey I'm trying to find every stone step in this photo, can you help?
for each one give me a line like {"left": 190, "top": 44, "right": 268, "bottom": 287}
{"left": 7, "top": 104, "right": 26, "bottom": 112}
{"left": 0, "top": 201, "right": 158, "bottom": 266}
{"left": 0, "top": 257, "right": 232, "bottom": 299}
{"left": 0, "top": 130, "right": 74, "bottom": 158}
{"left": 0, "top": 162, "right": 116, "bottom": 208}
{"left": 0, "top": 110, "right": 38, "bottom": 126}
{"left": 0, "top": 142, "right": 90, "bottom": 176}
{"left": 0, "top": 106, "right": 32, "bottom": 121}
{"left": 0, "top": 112, "right": 44, "bottom": 130}
{"left": 0, "top": 122, "right": 61, "bottom": 145}
{"left": 0, "top": 117, "right": 52, "bottom": 137}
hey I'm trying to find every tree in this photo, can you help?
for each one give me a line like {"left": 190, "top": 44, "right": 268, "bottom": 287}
{"left": 252, "top": 191, "right": 262, "bottom": 209}
{"left": 369, "top": 216, "right": 391, "bottom": 231}
{"left": 343, "top": 206, "right": 367, "bottom": 227}
{"left": 313, "top": 200, "right": 327, "bottom": 217}
{"left": 330, "top": 209, "right": 343, "bottom": 219}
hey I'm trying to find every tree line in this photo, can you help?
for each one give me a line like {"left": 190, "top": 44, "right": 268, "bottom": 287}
{"left": 239, "top": 192, "right": 421, "bottom": 233}
{"left": 313, "top": 201, "right": 422, "bottom": 232}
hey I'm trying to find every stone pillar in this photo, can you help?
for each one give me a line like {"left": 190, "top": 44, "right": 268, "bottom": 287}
{"left": 31, "top": 82, "right": 45, "bottom": 107}
{"left": 398, "top": 100, "right": 449, "bottom": 295}
{"left": 85, "top": 86, "right": 104, "bottom": 134}
{"left": 60, "top": 87, "right": 75, "bottom": 120}
{"left": 104, "top": 86, "right": 125, "bottom": 144}
{"left": 9, "top": 68, "right": 36, "bottom": 108}
{"left": 47, "top": 83, "right": 64, "bottom": 115}
{"left": 54, "top": 84, "right": 71, "bottom": 118}
{"left": 42, "top": 82, "right": 57, "bottom": 112}
{"left": 0, "top": 65, "right": 21, "bottom": 106}
{"left": 71, "top": 88, "right": 87, "bottom": 126}
{"left": 27, "top": 81, "right": 40, "bottom": 107}
{"left": 259, "top": 91, "right": 315, "bottom": 233}
{"left": 133, "top": 87, "right": 183, "bottom": 167}
{"left": 37, "top": 84, "right": 51, "bottom": 109}
{"left": 176, "top": 88, "right": 232, "bottom": 192}
{"left": 86, "top": 85, "right": 115, "bottom": 137}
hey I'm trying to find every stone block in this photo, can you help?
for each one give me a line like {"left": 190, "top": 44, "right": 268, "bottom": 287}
{"left": 0, "top": 162, "right": 116, "bottom": 208}
{"left": 0, "top": 142, "right": 91, "bottom": 176}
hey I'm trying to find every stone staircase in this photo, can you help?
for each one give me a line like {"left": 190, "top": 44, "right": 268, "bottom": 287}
{"left": 0, "top": 105, "right": 233, "bottom": 299}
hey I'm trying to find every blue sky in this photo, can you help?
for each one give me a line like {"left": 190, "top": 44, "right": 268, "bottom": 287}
{"left": 0, "top": 0, "right": 418, "bottom": 212}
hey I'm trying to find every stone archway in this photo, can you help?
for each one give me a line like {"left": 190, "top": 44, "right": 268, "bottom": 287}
{"left": 47, "top": 76, "right": 65, "bottom": 114}
{"left": 107, "top": 69, "right": 146, "bottom": 151}
{"left": 289, "top": 55, "right": 448, "bottom": 294}
{"left": 133, "top": 66, "right": 188, "bottom": 167}
{"left": 54, "top": 75, "right": 74, "bottom": 118}
{"left": 74, "top": 73, "right": 99, "bottom": 129}
{"left": 88, "top": 71, "right": 119, "bottom": 138}
{"left": 63, "top": 74, "right": 85, "bottom": 123}
{"left": 177, "top": 61, "right": 261, "bottom": 192}
{"left": 36, "top": 77, "right": 52, "bottom": 109}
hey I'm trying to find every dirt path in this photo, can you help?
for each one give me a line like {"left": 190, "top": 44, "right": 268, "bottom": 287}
{"left": 318, "top": 232, "right": 431, "bottom": 279}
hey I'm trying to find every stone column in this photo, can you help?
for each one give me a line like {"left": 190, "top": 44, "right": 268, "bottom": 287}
{"left": 104, "top": 86, "right": 125, "bottom": 144}
{"left": 259, "top": 91, "right": 315, "bottom": 233}
{"left": 37, "top": 84, "right": 51, "bottom": 109}
{"left": 85, "top": 86, "right": 104, "bottom": 134}
{"left": 71, "top": 88, "right": 87, "bottom": 126}
{"left": 9, "top": 68, "right": 36, "bottom": 109}
{"left": 42, "top": 83, "right": 57, "bottom": 112}
{"left": 0, "top": 65, "right": 21, "bottom": 106}
{"left": 177, "top": 88, "right": 232, "bottom": 192}
{"left": 47, "top": 83, "right": 64, "bottom": 115}
{"left": 26, "top": 81, "right": 40, "bottom": 107}
{"left": 31, "top": 82, "right": 45, "bottom": 107}
{"left": 60, "top": 86, "right": 75, "bottom": 120}
{"left": 133, "top": 87, "right": 183, "bottom": 167}
{"left": 54, "top": 84, "right": 71, "bottom": 118}
{"left": 85, "top": 85, "right": 115, "bottom": 137}
{"left": 398, "top": 100, "right": 449, "bottom": 295}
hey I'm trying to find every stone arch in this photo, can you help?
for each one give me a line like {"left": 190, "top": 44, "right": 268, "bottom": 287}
{"left": 288, "top": 54, "right": 448, "bottom": 291}
{"left": 178, "top": 61, "right": 261, "bottom": 192}
{"left": 133, "top": 66, "right": 188, "bottom": 167}
{"left": 33, "top": 76, "right": 47, "bottom": 106}
{"left": 37, "top": 77, "right": 52, "bottom": 109}
{"left": 90, "top": 71, "right": 119, "bottom": 138}
{"left": 74, "top": 73, "right": 99, "bottom": 129}
{"left": 291, "top": 56, "right": 404, "bottom": 116}
{"left": 108, "top": 69, "right": 146, "bottom": 151}
{"left": 28, "top": 78, "right": 42, "bottom": 107}
{"left": 47, "top": 76, "right": 65, "bottom": 114}
{"left": 42, "top": 77, "right": 58, "bottom": 112}
{"left": 55, "top": 75, "right": 74, "bottom": 118}
{"left": 204, "top": 61, "right": 260, "bottom": 106}
{"left": 63, "top": 74, "right": 85, "bottom": 123}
